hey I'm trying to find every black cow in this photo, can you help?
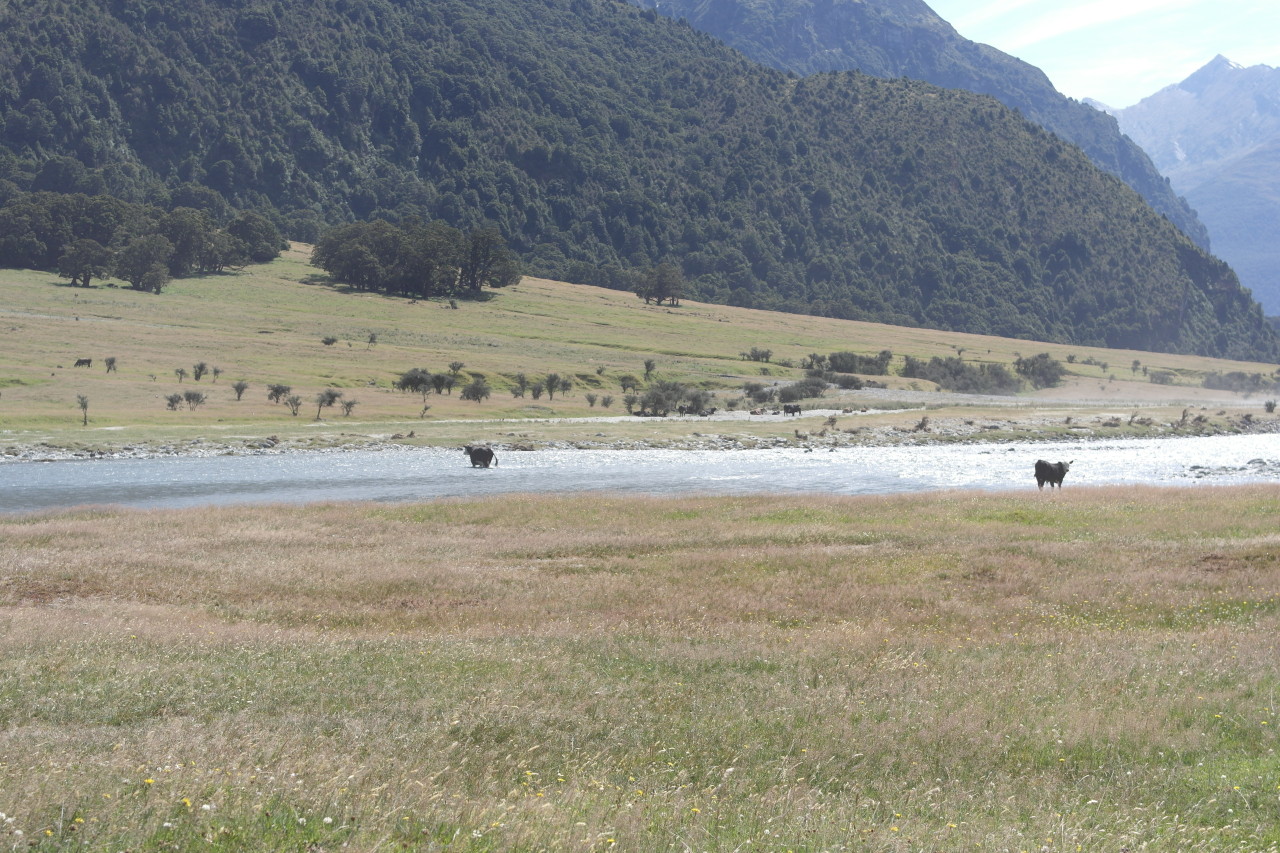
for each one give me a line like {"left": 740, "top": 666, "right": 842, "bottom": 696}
{"left": 73, "top": 358, "right": 92, "bottom": 368}
{"left": 783, "top": 404, "right": 802, "bottom": 416}
{"left": 463, "top": 445, "right": 497, "bottom": 468}
{"left": 1034, "top": 459, "right": 1072, "bottom": 490}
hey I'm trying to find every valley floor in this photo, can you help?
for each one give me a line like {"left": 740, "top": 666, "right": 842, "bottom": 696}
{"left": 3, "top": 384, "right": 1276, "bottom": 463}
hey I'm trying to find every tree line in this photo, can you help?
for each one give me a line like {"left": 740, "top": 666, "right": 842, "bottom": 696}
{"left": 0, "top": 190, "right": 283, "bottom": 291}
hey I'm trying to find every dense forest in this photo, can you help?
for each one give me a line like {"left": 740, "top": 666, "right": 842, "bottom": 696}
{"left": 0, "top": 0, "right": 1275, "bottom": 359}
{"left": 624, "top": 0, "right": 1211, "bottom": 249}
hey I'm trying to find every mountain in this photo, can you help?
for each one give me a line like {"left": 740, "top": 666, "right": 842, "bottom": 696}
{"left": 1111, "top": 56, "right": 1280, "bottom": 314}
{"left": 627, "top": 0, "right": 1211, "bottom": 249}
{"left": 0, "top": 0, "right": 1274, "bottom": 360}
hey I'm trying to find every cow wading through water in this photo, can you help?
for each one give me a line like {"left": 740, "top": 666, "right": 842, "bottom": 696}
{"left": 463, "top": 445, "right": 497, "bottom": 468}
{"left": 1034, "top": 459, "right": 1072, "bottom": 490}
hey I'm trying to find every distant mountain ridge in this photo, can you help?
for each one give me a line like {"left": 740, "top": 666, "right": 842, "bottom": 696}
{"left": 630, "top": 0, "right": 1210, "bottom": 248}
{"left": 0, "top": 0, "right": 1274, "bottom": 359}
{"left": 1113, "top": 56, "right": 1280, "bottom": 314}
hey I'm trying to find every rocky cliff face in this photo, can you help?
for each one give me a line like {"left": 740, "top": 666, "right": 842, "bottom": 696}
{"left": 1113, "top": 56, "right": 1280, "bottom": 313}
{"left": 634, "top": 0, "right": 1210, "bottom": 249}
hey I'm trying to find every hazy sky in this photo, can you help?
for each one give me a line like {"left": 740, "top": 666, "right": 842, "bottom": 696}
{"left": 922, "top": 0, "right": 1280, "bottom": 108}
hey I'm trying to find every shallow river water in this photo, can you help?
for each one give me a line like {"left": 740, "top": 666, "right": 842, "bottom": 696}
{"left": 1, "top": 434, "right": 1277, "bottom": 514}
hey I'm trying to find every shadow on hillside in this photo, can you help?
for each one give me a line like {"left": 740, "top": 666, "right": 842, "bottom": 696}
{"left": 299, "top": 273, "right": 496, "bottom": 303}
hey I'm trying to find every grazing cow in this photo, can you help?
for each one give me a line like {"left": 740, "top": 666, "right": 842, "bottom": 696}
{"left": 1034, "top": 459, "right": 1072, "bottom": 490}
{"left": 463, "top": 445, "right": 497, "bottom": 468}
{"left": 783, "top": 404, "right": 802, "bottom": 416}
{"left": 73, "top": 358, "right": 92, "bottom": 368}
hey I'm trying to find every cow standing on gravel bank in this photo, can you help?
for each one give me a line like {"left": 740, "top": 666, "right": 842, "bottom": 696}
{"left": 1034, "top": 459, "right": 1072, "bottom": 490}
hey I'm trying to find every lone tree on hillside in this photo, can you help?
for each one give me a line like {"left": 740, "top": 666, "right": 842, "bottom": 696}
{"left": 232, "top": 380, "right": 250, "bottom": 401}
{"left": 76, "top": 394, "right": 89, "bottom": 426}
{"left": 59, "top": 239, "right": 112, "bottom": 287}
{"left": 314, "top": 388, "right": 343, "bottom": 419}
{"left": 635, "top": 263, "right": 684, "bottom": 306}
{"left": 396, "top": 368, "right": 433, "bottom": 403}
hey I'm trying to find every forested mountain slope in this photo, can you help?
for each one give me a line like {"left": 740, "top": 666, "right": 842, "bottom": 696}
{"left": 0, "top": 0, "right": 1274, "bottom": 359}
{"left": 630, "top": 0, "right": 1209, "bottom": 248}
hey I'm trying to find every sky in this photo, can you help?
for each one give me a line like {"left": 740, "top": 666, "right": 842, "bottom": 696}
{"left": 921, "top": 0, "right": 1280, "bottom": 108}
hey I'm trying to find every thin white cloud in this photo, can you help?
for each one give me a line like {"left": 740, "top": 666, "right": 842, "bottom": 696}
{"left": 995, "top": 0, "right": 1200, "bottom": 52}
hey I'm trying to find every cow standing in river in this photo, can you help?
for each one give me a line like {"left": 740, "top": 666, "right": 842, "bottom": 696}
{"left": 463, "top": 445, "right": 497, "bottom": 468}
{"left": 1034, "top": 459, "right": 1072, "bottom": 490}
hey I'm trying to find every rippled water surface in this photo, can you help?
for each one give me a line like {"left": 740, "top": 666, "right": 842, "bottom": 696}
{"left": 2, "top": 434, "right": 1277, "bottom": 514}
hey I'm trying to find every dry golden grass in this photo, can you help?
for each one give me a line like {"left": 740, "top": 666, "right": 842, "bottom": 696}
{"left": 2, "top": 245, "right": 1276, "bottom": 456}
{"left": 2, "top": 486, "right": 1279, "bottom": 850}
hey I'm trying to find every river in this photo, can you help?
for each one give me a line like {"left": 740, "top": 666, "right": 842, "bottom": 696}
{"left": 1, "top": 434, "right": 1277, "bottom": 514}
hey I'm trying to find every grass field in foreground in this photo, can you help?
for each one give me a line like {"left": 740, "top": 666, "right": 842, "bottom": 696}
{"left": 1, "top": 245, "right": 1276, "bottom": 452}
{"left": 2, "top": 486, "right": 1279, "bottom": 851}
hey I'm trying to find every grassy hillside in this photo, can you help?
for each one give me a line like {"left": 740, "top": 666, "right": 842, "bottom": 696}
{"left": 3, "top": 487, "right": 1280, "bottom": 849}
{"left": 1, "top": 247, "right": 1276, "bottom": 455}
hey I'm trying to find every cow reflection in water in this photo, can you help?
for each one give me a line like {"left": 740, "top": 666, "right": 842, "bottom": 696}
{"left": 463, "top": 445, "right": 497, "bottom": 468}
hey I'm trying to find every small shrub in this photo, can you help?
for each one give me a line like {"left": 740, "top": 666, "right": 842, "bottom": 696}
{"left": 322, "top": 336, "right": 338, "bottom": 346}
{"left": 285, "top": 394, "right": 303, "bottom": 416}
{"left": 600, "top": 395, "right": 613, "bottom": 408}
{"left": 901, "top": 356, "right": 1021, "bottom": 395}
{"left": 827, "top": 350, "right": 893, "bottom": 375}
{"left": 511, "top": 373, "right": 529, "bottom": 398}
{"left": 183, "top": 390, "right": 207, "bottom": 410}
{"left": 232, "top": 380, "right": 250, "bottom": 400}
{"left": 1266, "top": 400, "right": 1277, "bottom": 413}
{"left": 267, "top": 383, "right": 292, "bottom": 403}
{"left": 165, "top": 393, "right": 183, "bottom": 411}
{"left": 585, "top": 393, "right": 598, "bottom": 407}
{"left": 460, "top": 377, "right": 491, "bottom": 403}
